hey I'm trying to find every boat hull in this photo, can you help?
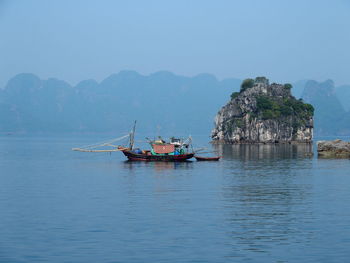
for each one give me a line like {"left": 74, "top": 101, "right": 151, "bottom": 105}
{"left": 122, "top": 150, "right": 194, "bottom": 162}
{"left": 195, "top": 156, "right": 221, "bottom": 161}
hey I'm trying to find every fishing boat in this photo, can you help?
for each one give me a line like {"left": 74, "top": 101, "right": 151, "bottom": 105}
{"left": 72, "top": 121, "right": 195, "bottom": 162}
{"left": 121, "top": 148, "right": 194, "bottom": 162}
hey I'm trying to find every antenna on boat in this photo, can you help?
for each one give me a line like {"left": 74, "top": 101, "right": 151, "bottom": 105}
{"left": 129, "top": 120, "right": 137, "bottom": 150}
{"left": 189, "top": 135, "right": 194, "bottom": 153}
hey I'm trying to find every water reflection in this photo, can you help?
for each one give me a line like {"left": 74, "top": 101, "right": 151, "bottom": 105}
{"left": 218, "top": 144, "right": 314, "bottom": 259}
{"left": 3, "top": 136, "right": 350, "bottom": 262}
{"left": 123, "top": 160, "right": 194, "bottom": 173}
{"left": 214, "top": 143, "right": 313, "bottom": 161}
{"left": 223, "top": 182, "right": 314, "bottom": 257}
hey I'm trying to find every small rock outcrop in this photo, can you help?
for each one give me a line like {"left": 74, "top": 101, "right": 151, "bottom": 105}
{"left": 317, "top": 139, "right": 350, "bottom": 158}
{"left": 212, "top": 77, "right": 314, "bottom": 143}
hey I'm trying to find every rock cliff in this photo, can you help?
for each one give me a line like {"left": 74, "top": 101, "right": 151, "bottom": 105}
{"left": 212, "top": 77, "right": 314, "bottom": 143}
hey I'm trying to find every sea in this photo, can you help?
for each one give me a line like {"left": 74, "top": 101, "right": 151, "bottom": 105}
{"left": 1, "top": 134, "right": 350, "bottom": 263}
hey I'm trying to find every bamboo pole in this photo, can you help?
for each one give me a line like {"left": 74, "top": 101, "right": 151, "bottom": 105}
{"left": 72, "top": 148, "right": 127, "bottom": 152}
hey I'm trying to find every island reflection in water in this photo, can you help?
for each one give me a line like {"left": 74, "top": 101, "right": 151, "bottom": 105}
{"left": 211, "top": 143, "right": 315, "bottom": 260}
{"left": 214, "top": 142, "right": 313, "bottom": 161}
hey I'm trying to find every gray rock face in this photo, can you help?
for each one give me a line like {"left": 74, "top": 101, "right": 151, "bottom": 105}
{"left": 212, "top": 77, "right": 314, "bottom": 143}
{"left": 317, "top": 140, "right": 350, "bottom": 158}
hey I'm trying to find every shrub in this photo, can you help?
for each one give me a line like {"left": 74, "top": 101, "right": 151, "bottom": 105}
{"left": 304, "top": 103, "right": 314, "bottom": 114}
{"left": 262, "top": 110, "right": 275, "bottom": 119}
{"left": 283, "top": 98, "right": 293, "bottom": 107}
{"left": 240, "top": 78, "right": 254, "bottom": 92}
{"left": 230, "top": 92, "right": 239, "bottom": 100}
{"left": 256, "top": 96, "right": 274, "bottom": 110}
{"left": 280, "top": 105, "right": 293, "bottom": 115}
{"left": 284, "top": 83, "right": 293, "bottom": 90}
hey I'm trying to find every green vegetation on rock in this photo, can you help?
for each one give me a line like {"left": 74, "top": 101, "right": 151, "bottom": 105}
{"left": 255, "top": 95, "right": 313, "bottom": 120}
{"left": 240, "top": 78, "right": 254, "bottom": 92}
{"left": 230, "top": 92, "right": 239, "bottom": 100}
{"left": 283, "top": 83, "right": 293, "bottom": 90}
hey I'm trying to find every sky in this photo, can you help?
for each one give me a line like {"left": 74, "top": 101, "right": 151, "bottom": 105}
{"left": 0, "top": 0, "right": 349, "bottom": 87}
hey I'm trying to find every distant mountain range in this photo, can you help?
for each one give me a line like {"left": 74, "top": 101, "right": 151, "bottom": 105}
{"left": 1, "top": 71, "right": 350, "bottom": 136}
{"left": 0, "top": 71, "right": 240, "bottom": 136}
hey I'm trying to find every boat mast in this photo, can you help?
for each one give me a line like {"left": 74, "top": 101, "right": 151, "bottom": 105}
{"left": 129, "top": 120, "right": 137, "bottom": 150}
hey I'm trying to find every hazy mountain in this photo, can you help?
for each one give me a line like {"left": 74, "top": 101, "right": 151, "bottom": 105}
{"left": 335, "top": 85, "right": 350, "bottom": 112}
{"left": 291, "top": 79, "right": 309, "bottom": 99}
{"left": 301, "top": 79, "right": 348, "bottom": 135}
{"left": 2, "top": 72, "right": 350, "bottom": 136}
{"left": 0, "top": 71, "right": 241, "bottom": 135}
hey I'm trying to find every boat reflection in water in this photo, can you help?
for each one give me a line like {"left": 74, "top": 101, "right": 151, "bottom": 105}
{"left": 123, "top": 160, "right": 194, "bottom": 173}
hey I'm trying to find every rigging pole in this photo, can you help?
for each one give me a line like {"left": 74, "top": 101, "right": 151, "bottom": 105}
{"left": 129, "top": 120, "right": 137, "bottom": 150}
{"left": 71, "top": 134, "right": 129, "bottom": 152}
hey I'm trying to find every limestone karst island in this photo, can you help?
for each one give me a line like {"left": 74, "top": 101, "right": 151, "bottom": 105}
{"left": 212, "top": 77, "right": 314, "bottom": 144}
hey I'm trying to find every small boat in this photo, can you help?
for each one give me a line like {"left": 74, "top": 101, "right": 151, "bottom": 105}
{"left": 195, "top": 156, "right": 221, "bottom": 161}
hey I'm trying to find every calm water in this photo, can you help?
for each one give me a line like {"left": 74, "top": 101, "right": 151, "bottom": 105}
{"left": 1, "top": 135, "right": 350, "bottom": 262}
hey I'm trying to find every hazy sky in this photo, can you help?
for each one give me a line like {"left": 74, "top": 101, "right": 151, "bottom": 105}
{"left": 0, "top": 0, "right": 349, "bottom": 87}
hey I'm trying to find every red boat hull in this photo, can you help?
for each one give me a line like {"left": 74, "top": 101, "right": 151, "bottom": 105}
{"left": 195, "top": 156, "right": 221, "bottom": 161}
{"left": 122, "top": 150, "right": 194, "bottom": 162}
